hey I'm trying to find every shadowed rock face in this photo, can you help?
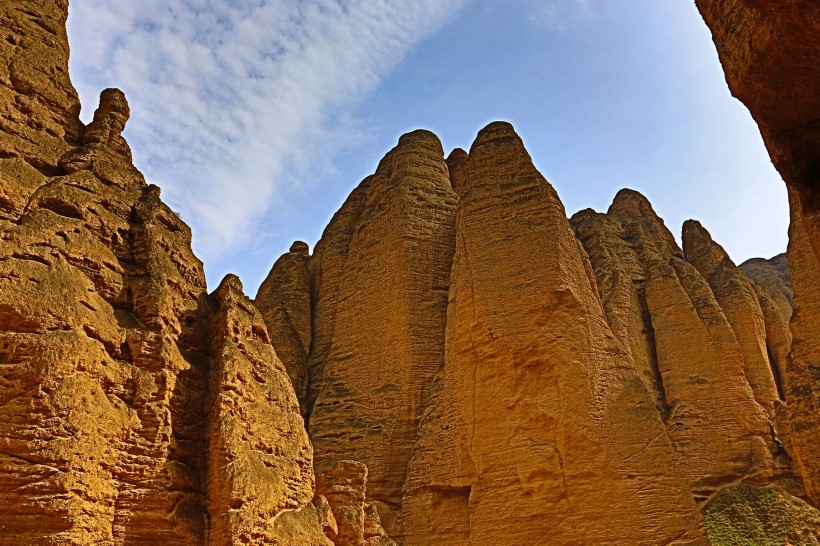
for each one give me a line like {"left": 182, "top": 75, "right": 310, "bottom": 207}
{"left": 1, "top": 1, "right": 819, "bottom": 544}
{"left": 695, "top": 0, "right": 820, "bottom": 506}
{"left": 255, "top": 241, "right": 312, "bottom": 415}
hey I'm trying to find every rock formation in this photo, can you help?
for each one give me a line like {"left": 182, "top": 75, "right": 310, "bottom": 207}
{"left": 402, "top": 123, "right": 705, "bottom": 545}
{"left": 740, "top": 253, "right": 793, "bottom": 323}
{"left": 1, "top": 0, "right": 819, "bottom": 544}
{"left": 255, "top": 241, "right": 312, "bottom": 415}
{"left": 695, "top": 0, "right": 820, "bottom": 506}
{"left": 306, "top": 129, "right": 457, "bottom": 538}
{"left": 0, "top": 2, "right": 334, "bottom": 544}
{"left": 572, "top": 193, "right": 784, "bottom": 503}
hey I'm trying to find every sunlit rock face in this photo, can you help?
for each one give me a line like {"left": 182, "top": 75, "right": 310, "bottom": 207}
{"left": 0, "top": 1, "right": 333, "bottom": 544}
{"left": 1, "top": 1, "right": 819, "bottom": 545}
{"left": 695, "top": 0, "right": 820, "bottom": 507}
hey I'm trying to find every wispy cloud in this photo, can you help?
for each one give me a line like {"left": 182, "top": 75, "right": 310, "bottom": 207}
{"left": 529, "top": 0, "right": 594, "bottom": 30}
{"left": 67, "top": 0, "right": 466, "bottom": 267}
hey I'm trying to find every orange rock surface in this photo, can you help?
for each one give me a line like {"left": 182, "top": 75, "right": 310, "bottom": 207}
{"left": 0, "top": 2, "right": 333, "bottom": 543}
{"left": 695, "top": 0, "right": 820, "bottom": 506}
{"left": 402, "top": 123, "right": 706, "bottom": 545}
{"left": 1, "top": 0, "right": 819, "bottom": 544}
{"left": 255, "top": 241, "right": 313, "bottom": 414}
{"left": 307, "top": 129, "right": 457, "bottom": 538}
{"left": 572, "top": 192, "right": 786, "bottom": 503}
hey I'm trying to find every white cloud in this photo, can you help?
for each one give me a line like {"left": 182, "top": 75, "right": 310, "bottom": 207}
{"left": 529, "top": 0, "right": 593, "bottom": 30}
{"left": 67, "top": 0, "right": 466, "bottom": 263}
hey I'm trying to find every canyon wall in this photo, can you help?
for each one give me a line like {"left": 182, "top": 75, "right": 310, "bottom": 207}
{"left": 0, "top": 2, "right": 335, "bottom": 544}
{"left": 0, "top": 0, "right": 818, "bottom": 544}
{"left": 695, "top": 0, "right": 820, "bottom": 506}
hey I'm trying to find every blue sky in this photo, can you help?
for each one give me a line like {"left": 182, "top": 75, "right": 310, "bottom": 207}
{"left": 66, "top": 0, "right": 788, "bottom": 292}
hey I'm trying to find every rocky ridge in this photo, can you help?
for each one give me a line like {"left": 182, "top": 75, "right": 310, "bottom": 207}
{"left": 0, "top": 0, "right": 818, "bottom": 545}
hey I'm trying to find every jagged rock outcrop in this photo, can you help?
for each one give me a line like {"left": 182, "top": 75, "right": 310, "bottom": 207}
{"left": 255, "top": 241, "right": 312, "bottom": 414}
{"left": 316, "top": 461, "right": 396, "bottom": 546}
{"left": 207, "top": 274, "right": 332, "bottom": 545}
{"left": 682, "top": 219, "right": 781, "bottom": 415}
{"left": 739, "top": 253, "right": 794, "bottom": 404}
{"left": 307, "top": 129, "right": 457, "bottom": 539}
{"left": 695, "top": 0, "right": 820, "bottom": 505}
{"left": 740, "top": 253, "right": 793, "bottom": 322}
{"left": 402, "top": 123, "right": 706, "bottom": 545}
{"left": 2, "top": 0, "right": 819, "bottom": 544}
{"left": 0, "top": 2, "right": 334, "bottom": 543}
{"left": 0, "top": 83, "right": 212, "bottom": 543}
{"left": 571, "top": 191, "right": 783, "bottom": 503}
{"left": 0, "top": 0, "right": 82, "bottom": 180}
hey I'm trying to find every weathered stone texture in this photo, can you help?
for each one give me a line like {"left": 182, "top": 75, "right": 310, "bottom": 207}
{"left": 0, "top": 89, "right": 211, "bottom": 544}
{"left": 0, "top": 3, "right": 332, "bottom": 543}
{"left": 316, "top": 460, "right": 395, "bottom": 546}
{"left": 695, "top": 0, "right": 820, "bottom": 505}
{"left": 2, "top": 0, "right": 819, "bottom": 543}
{"left": 0, "top": 0, "right": 82, "bottom": 180}
{"left": 682, "top": 219, "right": 780, "bottom": 416}
{"left": 740, "top": 253, "right": 793, "bottom": 322}
{"left": 403, "top": 123, "right": 706, "bottom": 545}
{"left": 572, "top": 190, "right": 780, "bottom": 503}
{"left": 255, "top": 240, "right": 312, "bottom": 414}
{"left": 206, "top": 274, "right": 329, "bottom": 545}
{"left": 308, "top": 129, "right": 457, "bottom": 537}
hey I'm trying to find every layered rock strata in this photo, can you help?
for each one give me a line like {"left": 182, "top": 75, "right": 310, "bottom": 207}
{"left": 695, "top": 0, "right": 820, "bottom": 505}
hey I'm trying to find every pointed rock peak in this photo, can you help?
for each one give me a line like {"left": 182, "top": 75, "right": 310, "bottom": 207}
{"left": 83, "top": 88, "right": 132, "bottom": 159}
{"left": 682, "top": 219, "right": 733, "bottom": 275}
{"left": 214, "top": 273, "right": 244, "bottom": 298}
{"left": 446, "top": 148, "right": 468, "bottom": 192}
{"left": 469, "top": 121, "right": 529, "bottom": 158}
{"left": 570, "top": 207, "right": 602, "bottom": 224}
{"left": 289, "top": 240, "right": 310, "bottom": 255}
{"left": 608, "top": 188, "right": 657, "bottom": 218}
{"left": 682, "top": 219, "right": 713, "bottom": 249}
{"left": 446, "top": 148, "right": 468, "bottom": 170}
{"left": 397, "top": 129, "right": 443, "bottom": 152}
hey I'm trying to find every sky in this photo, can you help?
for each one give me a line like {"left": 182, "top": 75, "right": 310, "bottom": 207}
{"left": 66, "top": 0, "right": 789, "bottom": 293}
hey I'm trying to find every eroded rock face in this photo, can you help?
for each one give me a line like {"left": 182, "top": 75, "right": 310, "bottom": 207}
{"left": 0, "top": 2, "right": 332, "bottom": 543}
{"left": 682, "top": 219, "right": 781, "bottom": 416}
{"left": 2, "top": 0, "right": 818, "bottom": 543}
{"left": 255, "top": 241, "right": 312, "bottom": 414}
{"left": 403, "top": 123, "right": 706, "bottom": 545}
{"left": 695, "top": 0, "right": 820, "bottom": 505}
{"left": 307, "top": 129, "right": 457, "bottom": 537}
{"left": 0, "top": 0, "right": 82, "bottom": 178}
{"left": 571, "top": 190, "right": 783, "bottom": 503}
{"left": 740, "top": 253, "right": 793, "bottom": 322}
{"left": 207, "top": 274, "right": 329, "bottom": 545}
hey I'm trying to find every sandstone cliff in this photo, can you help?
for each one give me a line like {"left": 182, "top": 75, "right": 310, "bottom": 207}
{"left": 0, "top": 2, "right": 334, "bottom": 544}
{"left": 695, "top": 0, "right": 820, "bottom": 506}
{"left": 2, "top": 0, "right": 820, "bottom": 544}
